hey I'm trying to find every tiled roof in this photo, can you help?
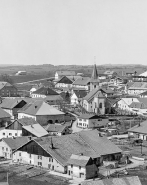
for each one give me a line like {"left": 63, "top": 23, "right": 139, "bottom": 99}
{"left": 3, "top": 136, "right": 30, "bottom": 150}
{"left": 139, "top": 91, "right": 147, "bottom": 95}
{"left": 32, "top": 130, "right": 121, "bottom": 166}
{"left": 45, "top": 124, "right": 67, "bottom": 133}
{"left": 73, "top": 90, "right": 87, "bottom": 99}
{"left": 45, "top": 95, "right": 63, "bottom": 101}
{"left": 56, "top": 76, "right": 73, "bottom": 84}
{"left": 56, "top": 71, "right": 76, "bottom": 76}
{"left": 23, "top": 124, "right": 48, "bottom": 137}
{"left": 32, "top": 87, "right": 59, "bottom": 95}
{"left": 84, "top": 88, "right": 105, "bottom": 102}
{"left": 72, "top": 77, "right": 90, "bottom": 86}
{"left": 129, "top": 82, "right": 147, "bottom": 89}
{"left": 101, "top": 88, "right": 114, "bottom": 94}
{"left": 18, "top": 100, "right": 65, "bottom": 116}
{"left": 78, "top": 113, "right": 103, "bottom": 119}
{"left": 81, "top": 176, "right": 142, "bottom": 185}
{"left": 0, "top": 82, "right": 13, "bottom": 90}
{"left": 67, "top": 154, "right": 90, "bottom": 167}
{"left": 128, "top": 120, "right": 147, "bottom": 134}
{"left": 0, "top": 108, "right": 11, "bottom": 118}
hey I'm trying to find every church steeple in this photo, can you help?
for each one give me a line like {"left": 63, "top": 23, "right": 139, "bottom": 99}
{"left": 90, "top": 63, "right": 99, "bottom": 91}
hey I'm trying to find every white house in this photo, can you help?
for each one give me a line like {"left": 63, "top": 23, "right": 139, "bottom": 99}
{"left": 128, "top": 82, "right": 147, "bottom": 95}
{"left": 70, "top": 90, "right": 87, "bottom": 106}
{"left": 72, "top": 77, "right": 90, "bottom": 91}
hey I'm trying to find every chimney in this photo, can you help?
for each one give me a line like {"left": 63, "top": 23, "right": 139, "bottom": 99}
{"left": 28, "top": 136, "right": 32, "bottom": 141}
{"left": 50, "top": 137, "right": 54, "bottom": 149}
{"left": 35, "top": 106, "right": 37, "bottom": 109}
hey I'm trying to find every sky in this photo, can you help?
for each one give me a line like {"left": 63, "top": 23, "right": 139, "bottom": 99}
{"left": 0, "top": 0, "right": 147, "bottom": 66}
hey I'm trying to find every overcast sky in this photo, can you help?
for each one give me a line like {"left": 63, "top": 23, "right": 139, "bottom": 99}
{"left": 0, "top": 0, "right": 147, "bottom": 65}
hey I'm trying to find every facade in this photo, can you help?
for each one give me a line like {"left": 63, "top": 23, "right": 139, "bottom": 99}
{"left": 70, "top": 90, "right": 87, "bottom": 106}
{"left": 55, "top": 76, "right": 73, "bottom": 89}
{"left": 0, "top": 82, "right": 18, "bottom": 97}
{"left": 128, "top": 82, "right": 147, "bottom": 95}
{"left": 31, "top": 87, "right": 59, "bottom": 98}
{"left": 0, "top": 107, "right": 11, "bottom": 127}
{"left": 67, "top": 154, "right": 98, "bottom": 179}
{"left": 77, "top": 114, "right": 108, "bottom": 129}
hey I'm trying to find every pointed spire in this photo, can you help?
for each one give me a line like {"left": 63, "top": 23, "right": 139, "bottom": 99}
{"left": 91, "top": 64, "right": 98, "bottom": 80}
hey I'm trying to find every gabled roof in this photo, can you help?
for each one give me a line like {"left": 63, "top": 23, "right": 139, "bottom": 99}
{"left": 0, "top": 98, "right": 26, "bottom": 109}
{"left": 129, "top": 82, "right": 147, "bottom": 89}
{"left": 67, "top": 154, "right": 90, "bottom": 167}
{"left": 56, "top": 76, "right": 73, "bottom": 84}
{"left": 45, "top": 124, "right": 68, "bottom": 133}
{"left": 139, "top": 91, "right": 147, "bottom": 96}
{"left": 56, "top": 71, "right": 76, "bottom": 76}
{"left": 73, "top": 90, "right": 87, "bottom": 99}
{"left": 101, "top": 88, "right": 114, "bottom": 94}
{"left": 15, "top": 130, "right": 121, "bottom": 167}
{"left": 128, "top": 120, "right": 147, "bottom": 134}
{"left": 84, "top": 88, "right": 105, "bottom": 102}
{"left": 45, "top": 95, "right": 63, "bottom": 101}
{"left": 18, "top": 100, "right": 65, "bottom": 116}
{"left": 32, "top": 87, "right": 59, "bottom": 96}
{"left": 81, "top": 176, "right": 142, "bottom": 185}
{"left": 0, "top": 107, "right": 11, "bottom": 119}
{"left": 3, "top": 136, "right": 30, "bottom": 150}
{"left": 72, "top": 77, "right": 90, "bottom": 86}
{"left": 23, "top": 124, "right": 48, "bottom": 137}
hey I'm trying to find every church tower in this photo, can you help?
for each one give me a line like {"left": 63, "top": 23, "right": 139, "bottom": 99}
{"left": 90, "top": 64, "right": 100, "bottom": 91}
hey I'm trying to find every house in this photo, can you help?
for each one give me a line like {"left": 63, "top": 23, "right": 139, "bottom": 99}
{"left": 55, "top": 71, "right": 76, "bottom": 80}
{"left": 72, "top": 77, "right": 90, "bottom": 91}
{"left": 17, "top": 100, "right": 65, "bottom": 125}
{"left": 0, "top": 82, "right": 18, "bottom": 97}
{"left": 0, "top": 108, "right": 11, "bottom": 128}
{"left": 129, "top": 101, "right": 147, "bottom": 116}
{"left": 104, "top": 71, "right": 118, "bottom": 78}
{"left": 128, "top": 82, "right": 147, "bottom": 95}
{"left": 0, "top": 98, "right": 28, "bottom": 119}
{"left": 0, "top": 136, "right": 30, "bottom": 159}
{"left": 55, "top": 76, "right": 73, "bottom": 89}
{"left": 128, "top": 120, "right": 147, "bottom": 140}
{"left": 31, "top": 87, "right": 59, "bottom": 98}
{"left": 13, "top": 130, "right": 122, "bottom": 176}
{"left": 77, "top": 113, "right": 108, "bottom": 129}
{"left": 45, "top": 124, "right": 70, "bottom": 136}
{"left": 101, "top": 88, "right": 114, "bottom": 97}
{"left": 139, "top": 91, "right": 147, "bottom": 98}
{"left": 70, "top": 90, "right": 87, "bottom": 106}
{"left": 67, "top": 154, "right": 98, "bottom": 179}
{"left": 15, "top": 84, "right": 33, "bottom": 97}
{"left": 0, "top": 117, "right": 39, "bottom": 139}
{"left": 81, "top": 176, "right": 142, "bottom": 185}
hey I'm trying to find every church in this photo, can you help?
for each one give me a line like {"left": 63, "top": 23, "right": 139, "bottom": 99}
{"left": 82, "top": 64, "right": 106, "bottom": 115}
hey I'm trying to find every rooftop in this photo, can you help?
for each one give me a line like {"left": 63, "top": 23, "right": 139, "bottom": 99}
{"left": 45, "top": 124, "right": 67, "bottom": 133}
{"left": 73, "top": 90, "right": 87, "bottom": 99}
{"left": 72, "top": 77, "right": 90, "bottom": 86}
{"left": 32, "top": 87, "right": 59, "bottom": 96}
{"left": 128, "top": 120, "right": 147, "bottom": 134}
{"left": 56, "top": 71, "right": 76, "bottom": 76}
{"left": 67, "top": 154, "right": 90, "bottom": 167}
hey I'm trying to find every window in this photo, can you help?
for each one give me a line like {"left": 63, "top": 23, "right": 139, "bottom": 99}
{"left": 2, "top": 147, "right": 4, "bottom": 150}
{"left": 71, "top": 164, "right": 73, "bottom": 168}
{"left": 79, "top": 166, "right": 81, "bottom": 170}
{"left": 19, "top": 153, "right": 21, "bottom": 156}
{"left": 38, "top": 162, "right": 42, "bottom": 166}
{"left": 6, "top": 148, "right": 8, "bottom": 151}
{"left": 3, "top": 133, "right": 5, "bottom": 135}
{"left": 15, "top": 133, "right": 17, "bottom": 136}
{"left": 9, "top": 133, "right": 12, "bottom": 136}
{"left": 38, "top": 155, "right": 42, "bottom": 160}
{"left": 99, "top": 103, "right": 102, "bottom": 109}
{"left": 29, "top": 154, "right": 31, "bottom": 158}
{"left": 52, "top": 158, "right": 53, "bottom": 162}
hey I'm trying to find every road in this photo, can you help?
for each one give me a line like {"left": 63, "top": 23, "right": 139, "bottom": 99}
{"left": 16, "top": 77, "right": 54, "bottom": 85}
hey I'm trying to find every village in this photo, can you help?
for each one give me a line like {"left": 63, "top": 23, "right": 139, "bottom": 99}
{"left": 0, "top": 65, "right": 147, "bottom": 184}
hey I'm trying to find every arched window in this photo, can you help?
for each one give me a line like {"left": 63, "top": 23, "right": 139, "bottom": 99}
{"left": 99, "top": 103, "right": 102, "bottom": 109}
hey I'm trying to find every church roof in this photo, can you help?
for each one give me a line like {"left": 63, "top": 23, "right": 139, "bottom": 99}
{"left": 90, "top": 64, "right": 99, "bottom": 83}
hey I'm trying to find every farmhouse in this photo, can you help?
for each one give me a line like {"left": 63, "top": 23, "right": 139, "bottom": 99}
{"left": 45, "top": 124, "right": 70, "bottom": 136}
{"left": 0, "top": 108, "right": 11, "bottom": 128}
{"left": 13, "top": 130, "right": 122, "bottom": 177}
{"left": 0, "top": 82, "right": 18, "bottom": 97}
{"left": 18, "top": 100, "right": 65, "bottom": 125}
{"left": 55, "top": 71, "right": 76, "bottom": 80}
{"left": 72, "top": 77, "right": 90, "bottom": 91}
{"left": 31, "top": 87, "right": 59, "bottom": 98}
{"left": 55, "top": 76, "right": 73, "bottom": 89}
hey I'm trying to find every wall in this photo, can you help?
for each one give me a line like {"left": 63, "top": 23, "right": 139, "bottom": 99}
{"left": 68, "top": 165, "right": 86, "bottom": 178}
{"left": 0, "top": 129, "right": 22, "bottom": 139}
{"left": 0, "top": 140, "right": 12, "bottom": 159}
{"left": 70, "top": 93, "right": 78, "bottom": 105}
{"left": 18, "top": 113, "right": 36, "bottom": 120}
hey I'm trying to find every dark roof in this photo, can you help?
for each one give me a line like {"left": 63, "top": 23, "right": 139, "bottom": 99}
{"left": 32, "top": 87, "right": 59, "bottom": 96}
{"left": 0, "top": 82, "right": 14, "bottom": 90}
{"left": 73, "top": 90, "right": 87, "bottom": 99}
{"left": 15, "top": 84, "right": 33, "bottom": 91}
{"left": 101, "top": 88, "right": 114, "bottom": 94}
{"left": 81, "top": 176, "right": 142, "bottom": 185}
{"left": 3, "top": 137, "right": 30, "bottom": 150}
{"left": 45, "top": 124, "right": 67, "bottom": 133}
{"left": 67, "top": 154, "right": 90, "bottom": 167}
{"left": 128, "top": 120, "right": 147, "bottom": 134}
{"left": 129, "top": 102, "right": 147, "bottom": 109}
{"left": 138, "top": 98, "right": 147, "bottom": 106}
{"left": 56, "top": 76, "right": 73, "bottom": 84}
{"left": 140, "top": 91, "right": 147, "bottom": 96}
{"left": 72, "top": 77, "right": 90, "bottom": 86}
